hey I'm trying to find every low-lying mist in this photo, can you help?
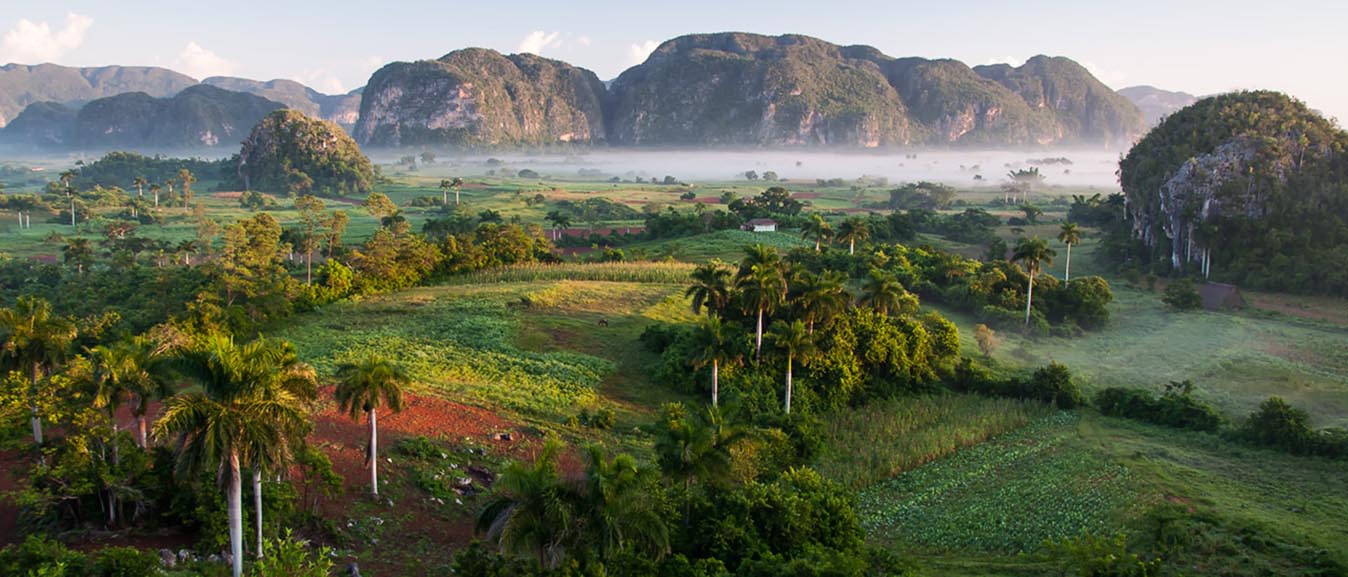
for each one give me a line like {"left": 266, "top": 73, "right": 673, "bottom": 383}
{"left": 378, "top": 148, "right": 1128, "bottom": 189}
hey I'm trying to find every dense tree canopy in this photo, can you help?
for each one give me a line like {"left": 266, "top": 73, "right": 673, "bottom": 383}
{"left": 235, "top": 110, "right": 374, "bottom": 197}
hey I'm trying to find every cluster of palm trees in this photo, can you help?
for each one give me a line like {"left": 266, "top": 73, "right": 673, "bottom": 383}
{"left": 0, "top": 297, "right": 411, "bottom": 577}
{"left": 684, "top": 244, "right": 915, "bottom": 413}
{"left": 800, "top": 214, "right": 870, "bottom": 255}
{"left": 1010, "top": 222, "right": 1080, "bottom": 327}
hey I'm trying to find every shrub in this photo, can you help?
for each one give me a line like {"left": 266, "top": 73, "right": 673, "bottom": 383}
{"left": 1095, "top": 384, "right": 1222, "bottom": 432}
{"left": 1044, "top": 531, "right": 1163, "bottom": 577}
{"left": 251, "top": 530, "right": 334, "bottom": 577}
{"left": 1240, "top": 396, "right": 1314, "bottom": 453}
{"left": 0, "top": 537, "right": 86, "bottom": 577}
{"left": 974, "top": 324, "right": 999, "bottom": 358}
{"left": 1162, "top": 279, "right": 1203, "bottom": 310}
{"left": 89, "top": 547, "right": 160, "bottom": 577}
{"left": 395, "top": 436, "right": 444, "bottom": 460}
{"left": 1027, "top": 362, "right": 1085, "bottom": 409}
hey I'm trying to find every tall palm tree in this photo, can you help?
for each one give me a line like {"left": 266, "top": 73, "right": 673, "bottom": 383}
{"left": 1012, "top": 237, "right": 1056, "bottom": 327}
{"left": 334, "top": 355, "right": 409, "bottom": 497}
{"left": 860, "top": 270, "right": 913, "bottom": 317}
{"left": 653, "top": 405, "right": 740, "bottom": 526}
{"left": 544, "top": 210, "right": 571, "bottom": 241}
{"left": 768, "top": 320, "right": 816, "bottom": 414}
{"left": 791, "top": 270, "right": 848, "bottom": 333}
{"left": 59, "top": 169, "right": 78, "bottom": 226}
{"left": 1057, "top": 223, "right": 1081, "bottom": 282}
{"left": 801, "top": 213, "right": 832, "bottom": 252}
{"left": 176, "top": 240, "right": 200, "bottom": 266}
{"left": 154, "top": 335, "right": 315, "bottom": 577}
{"left": 149, "top": 183, "right": 162, "bottom": 209}
{"left": 736, "top": 263, "right": 786, "bottom": 360}
{"left": 686, "top": 260, "right": 731, "bottom": 317}
{"left": 88, "top": 336, "right": 175, "bottom": 448}
{"left": 735, "top": 243, "right": 781, "bottom": 282}
{"left": 132, "top": 176, "right": 147, "bottom": 198}
{"left": 688, "top": 315, "right": 740, "bottom": 406}
{"left": 836, "top": 217, "right": 870, "bottom": 255}
{"left": 0, "top": 296, "right": 77, "bottom": 446}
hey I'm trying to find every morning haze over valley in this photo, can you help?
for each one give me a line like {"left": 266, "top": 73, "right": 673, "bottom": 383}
{"left": 0, "top": 2, "right": 1344, "bottom": 577}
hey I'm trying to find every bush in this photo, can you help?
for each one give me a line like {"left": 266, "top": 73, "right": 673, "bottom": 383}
{"left": 1044, "top": 531, "right": 1163, "bottom": 577}
{"left": 251, "top": 530, "right": 334, "bottom": 577}
{"left": 1162, "top": 279, "right": 1203, "bottom": 310}
{"left": 0, "top": 537, "right": 86, "bottom": 577}
{"left": 1026, "top": 362, "right": 1085, "bottom": 409}
{"left": 89, "top": 547, "right": 160, "bottom": 577}
{"left": 1240, "top": 396, "right": 1314, "bottom": 453}
{"left": 395, "top": 435, "right": 445, "bottom": 460}
{"left": 1095, "top": 383, "right": 1222, "bottom": 432}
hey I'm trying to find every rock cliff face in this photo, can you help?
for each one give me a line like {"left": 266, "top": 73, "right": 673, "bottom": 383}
{"left": 353, "top": 49, "right": 608, "bottom": 147}
{"left": 877, "top": 57, "right": 1058, "bottom": 145}
{"left": 608, "top": 34, "right": 912, "bottom": 147}
{"left": 71, "top": 85, "right": 284, "bottom": 149}
{"left": 237, "top": 109, "right": 373, "bottom": 196}
{"left": 202, "top": 77, "right": 363, "bottom": 128}
{"left": 0, "top": 63, "right": 196, "bottom": 128}
{"left": 973, "top": 56, "right": 1145, "bottom": 146}
{"left": 0, "top": 101, "right": 78, "bottom": 147}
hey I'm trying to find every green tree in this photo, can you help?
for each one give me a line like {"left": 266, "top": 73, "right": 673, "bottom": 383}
{"left": 364, "top": 192, "right": 399, "bottom": 227}
{"left": 545, "top": 210, "right": 571, "bottom": 241}
{"left": 792, "top": 270, "right": 848, "bottom": 333}
{"left": 324, "top": 210, "right": 348, "bottom": 257}
{"left": 860, "top": 270, "right": 915, "bottom": 317}
{"left": 131, "top": 176, "right": 147, "bottom": 198}
{"left": 440, "top": 177, "right": 464, "bottom": 205}
{"left": 178, "top": 169, "right": 196, "bottom": 212}
{"left": 149, "top": 183, "right": 162, "bottom": 209}
{"left": 334, "top": 355, "right": 409, "bottom": 497}
{"left": 62, "top": 238, "right": 94, "bottom": 274}
{"left": 688, "top": 315, "right": 740, "bottom": 406}
{"left": 737, "top": 263, "right": 786, "bottom": 360}
{"left": 475, "top": 438, "right": 573, "bottom": 568}
{"left": 154, "top": 335, "right": 315, "bottom": 577}
{"left": 768, "top": 319, "right": 816, "bottom": 414}
{"left": 836, "top": 217, "right": 870, "bottom": 255}
{"left": 87, "top": 336, "right": 175, "bottom": 448}
{"left": 686, "top": 260, "right": 731, "bottom": 317}
{"left": 1013, "top": 237, "right": 1056, "bottom": 327}
{"left": 0, "top": 297, "right": 77, "bottom": 447}
{"left": 801, "top": 213, "right": 833, "bottom": 252}
{"left": 59, "top": 169, "right": 78, "bottom": 226}
{"left": 294, "top": 195, "right": 326, "bottom": 285}
{"left": 1058, "top": 223, "right": 1081, "bottom": 281}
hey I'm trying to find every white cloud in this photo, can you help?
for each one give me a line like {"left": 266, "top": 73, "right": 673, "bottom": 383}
{"left": 0, "top": 12, "right": 94, "bottom": 63}
{"left": 576, "top": 35, "right": 593, "bottom": 47}
{"left": 985, "top": 55, "right": 1023, "bottom": 67}
{"left": 518, "top": 31, "right": 562, "bottom": 55}
{"left": 174, "top": 41, "right": 236, "bottom": 79}
{"left": 628, "top": 40, "right": 659, "bottom": 65}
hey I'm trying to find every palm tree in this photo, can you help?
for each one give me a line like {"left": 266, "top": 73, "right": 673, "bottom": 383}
{"left": 154, "top": 335, "right": 315, "bottom": 577}
{"left": 88, "top": 337, "right": 175, "bottom": 448}
{"left": 440, "top": 177, "right": 464, "bottom": 205}
{"left": 653, "top": 404, "right": 740, "bottom": 526}
{"left": 736, "top": 243, "right": 781, "bottom": 281}
{"left": 574, "top": 446, "right": 670, "bottom": 560}
{"left": 62, "top": 238, "right": 93, "bottom": 274}
{"left": 476, "top": 439, "right": 574, "bottom": 568}
{"left": 149, "top": 183, "right": 162, "bottom": 208}
{"left": 736, "top": 263, "right": 786, "bottom": 360}
{"left": 685, "top": 260, "right": 731, "bottom": 317}
{"left": 1012, "top": 237, "right": 1056, "bottom": 327}
{"left": 1058, "top": 223, "right": 1081, "bottom": 282}
{"left": 791, "top": 270, "right": 848, "bottom": 333}
{"left": 132, "top": 176, "right": 147, "bottom": 198}
{"left": 767, "top": 320, "right": 816, "bottom": 414}
{"left": 860, "top": 270, "right": 912, "bottom": 317}
{"left": 334, "top": 355, "right": 409, "bottom": 498}
{"left": 178, "top": 169, "right": 196, "bottom": 212}
{"left": 176, "top": 240, "right": 199, "bottom": 266}
{"left": 688, "top": 315, "right": 740, "bottom": 406}
{"left": 544, "top": 210, "right": 571, "bottom": 241}
{"left": 59, "top": 169, "right": 78, "bottom": 226}
{"left": 836, "top": 217, "right": 870, "bottom": 255}
{"left": 0, "top": 296, "right": 77, "bottom": 447}
{"left": 801, "top": 213, "right": 832, "bottom": 252}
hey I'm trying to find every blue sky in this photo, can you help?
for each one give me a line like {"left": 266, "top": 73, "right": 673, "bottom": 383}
{"left": 3, "top": 0, "right": 1345, "bottom": 121}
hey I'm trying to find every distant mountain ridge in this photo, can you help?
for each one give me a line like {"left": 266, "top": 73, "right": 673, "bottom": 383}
{"left": 1117, "top": 85, "right": 1199, "bottom": 125}
{"left": 1, "top": 85, "right": 284, "bottom": 150}
{"left": 359, "top": 32, "right": 1146, "bottom": 149}
{"left": 0, "top": 62, "right": 363, "bottom": 135}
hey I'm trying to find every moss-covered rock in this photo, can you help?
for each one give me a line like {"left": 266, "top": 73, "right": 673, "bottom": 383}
{"left": 237, "top": 109, "right": 374, "bottom": 197}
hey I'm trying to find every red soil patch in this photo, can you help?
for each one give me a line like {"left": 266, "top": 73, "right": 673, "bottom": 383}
{"left": 791, "top": 192, "right": 821, "bottom": 199}
{"left": 210, "top": 191, "right": 245, "bottom": 200}
{"left": 554, "top": 227, "right": 643, "bottom": 238}
{"left": 687, "top": 197, "right": 722, "bottom": 204}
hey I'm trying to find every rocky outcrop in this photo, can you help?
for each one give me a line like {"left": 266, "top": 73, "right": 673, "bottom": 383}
{"left": 1117, "top": 85, "right": 1198, "bottom": 126}
{"left": 973, "top": 56, "right": 1145, "bottom": 146}
{"left": 72, "top": 85, "right": 283, "bottom": 149}
{"left": 0, "top": 63, "right": 196, "bottom": 128}
{"left": 237, "top": 109, "right": 374, "bottom": 196}
{"left": 203, "top": 77, "right": 363, "bottom": 128}
{"left": 0, "top": 101, "right": 78, "bottom": 147}
{"left": 353, "top": 49, "right": 608, "bottom": 147}
{"left": 878, "top": 57, "right": 1058, "bottom": 145}
{"left": 608, "top": 34, "right": 912, "bottom": 147}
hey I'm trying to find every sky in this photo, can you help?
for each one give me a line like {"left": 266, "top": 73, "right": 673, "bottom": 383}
{"left": 2, "top": 0, "right": 1345, "bottom": 121}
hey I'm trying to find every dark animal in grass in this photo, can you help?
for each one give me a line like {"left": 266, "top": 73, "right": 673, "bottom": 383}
{"left": 598, "top": 318, "right": 609, "bottom": 327}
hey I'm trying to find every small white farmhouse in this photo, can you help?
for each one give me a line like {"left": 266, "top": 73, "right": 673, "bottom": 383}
{"left": 745, "top": 218, "right": 778, "bottom": 233}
